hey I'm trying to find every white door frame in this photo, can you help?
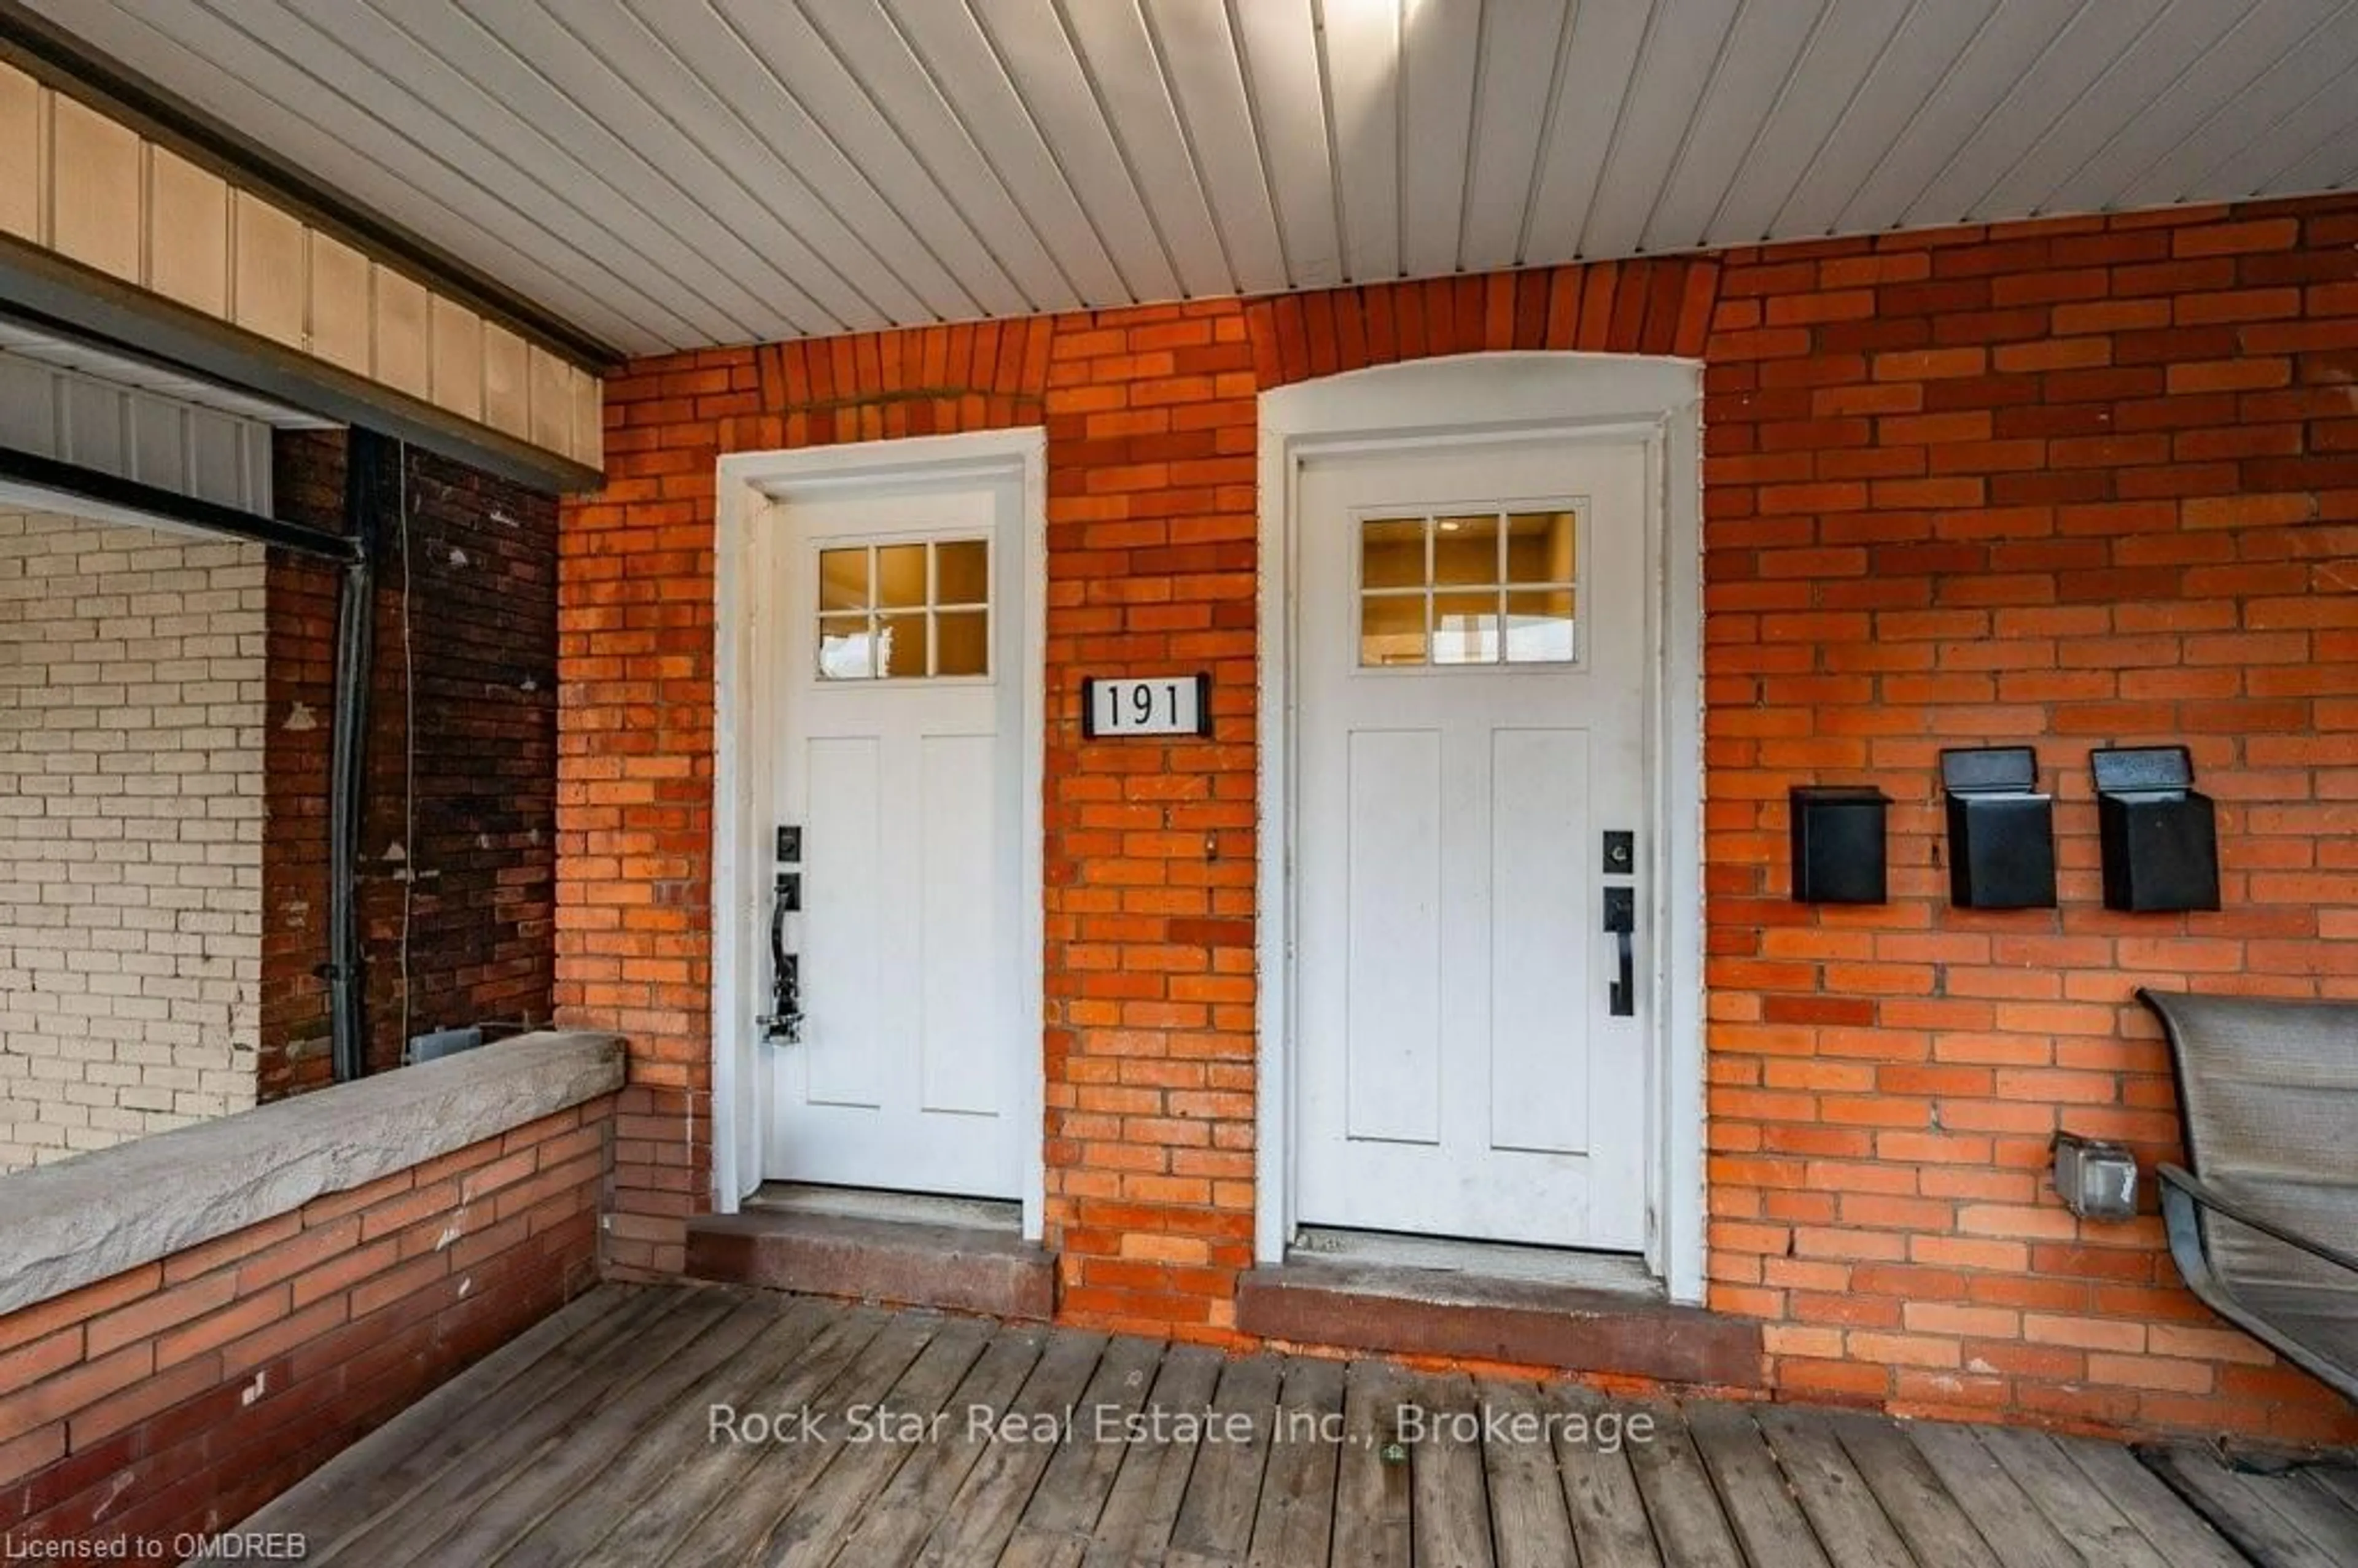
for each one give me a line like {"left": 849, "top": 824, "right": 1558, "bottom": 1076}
{"left": 1256, "top": 354, "right": 1707, "bottom": 1303}
{"left": 710, "top": 428, "right": 1049, "bottom": 1241}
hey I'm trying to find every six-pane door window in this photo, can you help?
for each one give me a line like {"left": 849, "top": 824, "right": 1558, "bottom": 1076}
{"left": 816, "top": 538, "right": 990, "bottom": 680}
{"left": 1359, "top": 509, "right": 1578, "bottom": 667}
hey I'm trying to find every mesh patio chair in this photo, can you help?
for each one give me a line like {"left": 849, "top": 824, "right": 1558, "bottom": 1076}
{"left": 2140, "top": 988, "right": 2358, "bottom": 1402}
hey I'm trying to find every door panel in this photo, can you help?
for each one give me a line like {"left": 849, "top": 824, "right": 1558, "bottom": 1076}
{"left": 1296, "top": 438, "right": 1650, "bottom": 1251}
{"left": 1345, "top": 727, "right": 1444, "bottom": 1146}
{"left": 766, "top": 481, "right": 1024, "bottom": 1199}
{"left": 918, "top": 731, "right": 999, "bottom": 1116}
{"left": 1490, "top": 726, "right": 1592, "bottom": 1156}
{"left": 803, "top": 735, "right": 884, "bottom": 1109}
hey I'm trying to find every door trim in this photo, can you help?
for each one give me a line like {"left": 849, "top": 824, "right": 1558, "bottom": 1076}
{"left": 1255, "top": 355, "right": 1706, "bottom": 1303}
{"left": 711, "top": 429, "right": 1049, "bottom": 1241}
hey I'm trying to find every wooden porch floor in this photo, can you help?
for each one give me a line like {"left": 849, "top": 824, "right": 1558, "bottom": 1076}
{"left": 214, "top": 1282, "right": 2358, "bottom": 1567}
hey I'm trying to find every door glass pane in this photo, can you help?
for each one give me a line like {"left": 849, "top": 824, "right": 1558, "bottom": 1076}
{"left": 936, "top": 610, "right": 989, "bottom": 676}
{"left": 1506, "top": 511, "right": 1576, "bottom": 584}
{"left": 1433, "top": 514, "right": 1499, "bottom": 586}
{"left": 1352, "top": 508, "right": 1573, "bottom": 669}
{"left": 936, "top": 540, "right": 989, "bottom": 605}
{"left": 1504, "top": 589, "right": 1576, "bottom": 663}
{"left": 1361, "top": 518, "right": 1426, "bottom": 589}
{"left": 876, "top": 611, "right": 928, "bottom": 677}
{"left": 1431, "top": 591, "right": 1501, "bottom": 665}
{"left": 876, "top": 545, "right": 927, "bottom": 608}
{"left": 814, "top": 537, "right": 990, "bottom": 681}
{"left": 819, "top": 549, "right": 867, "bottom": 613}
{"left": 1360, "top": 593, "right": 1426, "bottom": 666}
{"left": 818, "top": 614, "right": 873, "bottom": 679}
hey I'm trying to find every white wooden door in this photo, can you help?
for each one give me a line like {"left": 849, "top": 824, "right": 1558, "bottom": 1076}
{"left": 764, "top": 478, "right": 1025, "bottom": 1198}
{"left": 1294, "top": 438, "right": 1652, "bottom": 1250}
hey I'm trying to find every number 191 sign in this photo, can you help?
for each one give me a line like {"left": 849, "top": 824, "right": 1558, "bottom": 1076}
{"left": 1083, "top": 674, "right": 1212, "bottom": 739}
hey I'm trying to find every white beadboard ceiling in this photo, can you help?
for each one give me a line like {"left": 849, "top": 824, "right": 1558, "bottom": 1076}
{"left": 30, "top": 0, "right": 2358, "bottom": 357}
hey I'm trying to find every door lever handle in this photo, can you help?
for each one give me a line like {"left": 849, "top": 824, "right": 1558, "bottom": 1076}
{"left": 761, "top": 882, "right": 803, "bottom": 1044}
{"left": 1603, "top": 887, "right": 1636, "bottom": 1018}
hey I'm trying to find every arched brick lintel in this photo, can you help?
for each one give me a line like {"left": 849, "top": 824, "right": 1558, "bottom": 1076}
{"left": 1243, "top": 258, "right": 1722, "bottom": 389}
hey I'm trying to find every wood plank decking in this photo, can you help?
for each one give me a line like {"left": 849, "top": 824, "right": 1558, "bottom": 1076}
{"left": 207, "top": 1283, "right": 2357, "bottom": 1567}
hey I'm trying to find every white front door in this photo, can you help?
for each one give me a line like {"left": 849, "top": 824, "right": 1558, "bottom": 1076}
{"left": 1294, "top": 438, "right": 1652, "bottom": 1251}
{"left": 763, "top": 476, "right": 1025, "bottom": 1199}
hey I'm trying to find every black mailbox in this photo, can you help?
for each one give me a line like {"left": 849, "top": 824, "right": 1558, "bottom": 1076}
{"left": 1940, "top": 747, "right": 2056, "bottom": 909}
{"left": 1790, "top": 785, "right": 1889, "bottom": 904}
{"left": 2092, "top": 746, "right": 2219, "bottom": 912}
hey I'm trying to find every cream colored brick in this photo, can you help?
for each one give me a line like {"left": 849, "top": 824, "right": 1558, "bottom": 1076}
{"left": 0, "top": 512, "right": 261, "bottom": 1173}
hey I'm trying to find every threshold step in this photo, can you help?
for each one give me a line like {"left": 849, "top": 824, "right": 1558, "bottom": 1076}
{"left": 1236, "top": 1254, "right": 1762, "bottom": 1389}
{"left": 685, "top": 1207, "right": 1054, "bottom": 1321}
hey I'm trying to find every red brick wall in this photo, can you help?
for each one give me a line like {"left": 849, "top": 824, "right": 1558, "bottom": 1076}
{"left": 1035, "top": 308, "right": 1262, "bottom": 1333}
{"left": 559, "top": 195, "right": 2358, "bottom": 1442}
{"left": 265, "top": 435, "right": 559, "bottom": 1094}
{"left": 1698, "top": 203, "right": 2358, "bottom": 1444}
{"left": 560, "top": 326, "right": 1060, "bottom": 1276}
{"left": 262, "top": 432, "right": 341, "bottom": 1095}
{"left": 0, "top": 1100, "right": 609, "bottom": 1548}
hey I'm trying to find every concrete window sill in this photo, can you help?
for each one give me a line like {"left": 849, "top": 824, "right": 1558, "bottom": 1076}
{"left": 0, "top": 1031, "right": 625, "bottom": 1316}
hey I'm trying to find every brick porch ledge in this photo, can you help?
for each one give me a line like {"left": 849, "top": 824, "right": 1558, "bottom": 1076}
{"left": 0, "top": 1030, "right": 624, "bottom": 1316}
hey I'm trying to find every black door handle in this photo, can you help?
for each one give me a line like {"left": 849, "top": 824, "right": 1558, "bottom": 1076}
{"left": 759, "top": 877, "right": 803, "bottom": 1042}
{"left": 1603, "top": 887, "right": 1635, "bottom": 1018}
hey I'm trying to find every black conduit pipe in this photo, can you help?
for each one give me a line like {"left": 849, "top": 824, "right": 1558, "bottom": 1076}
{"left": 326, "top": 429, "right": 395, "bottom": 1083}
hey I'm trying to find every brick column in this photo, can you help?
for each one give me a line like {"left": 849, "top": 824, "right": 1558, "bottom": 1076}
{"left": 1038, "top": 304, "right": 1261, "bottom": 1335}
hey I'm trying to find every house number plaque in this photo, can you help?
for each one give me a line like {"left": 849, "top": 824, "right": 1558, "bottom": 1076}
{"left": 1083, "top": 674, "right": 1212, "bottom": 739}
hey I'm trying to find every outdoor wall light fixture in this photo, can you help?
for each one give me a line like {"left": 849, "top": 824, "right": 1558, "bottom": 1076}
{"left": 2091, "top": 745, "right": 2220, "bottom": 913}
{"left": 2053, "top": 1131, "right": 2140, "bottom": 1221}
{"left": 1940, "top": 747, "right": 2056, "bottom": 909}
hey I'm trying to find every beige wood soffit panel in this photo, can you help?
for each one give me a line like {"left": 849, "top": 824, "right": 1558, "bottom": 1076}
{"left": 0, "top": 58, "right": 601, "bottom": 473}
